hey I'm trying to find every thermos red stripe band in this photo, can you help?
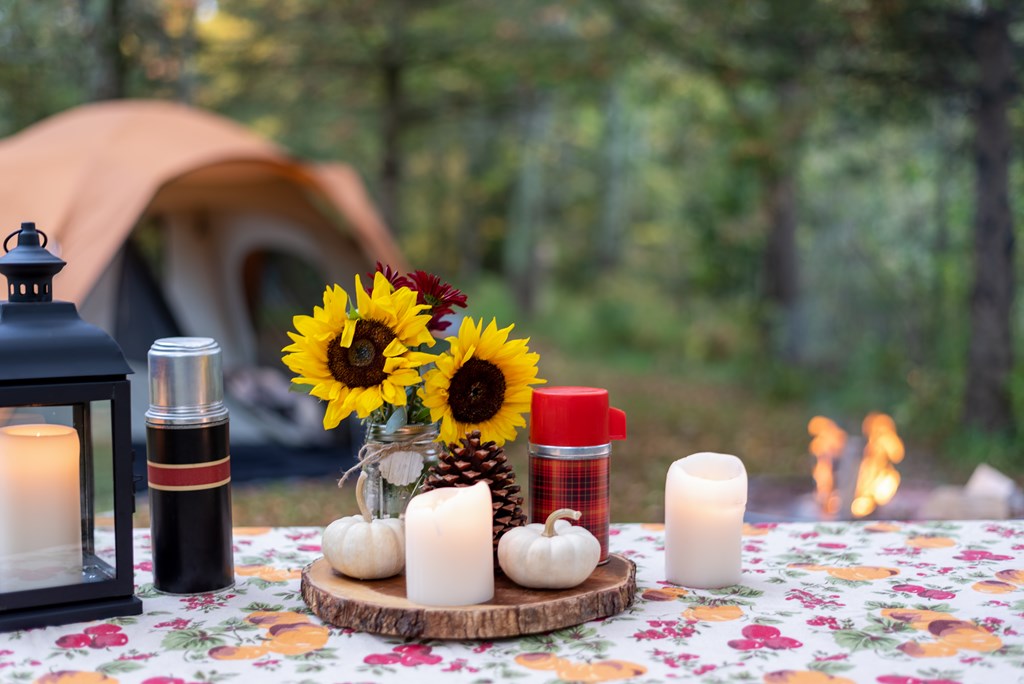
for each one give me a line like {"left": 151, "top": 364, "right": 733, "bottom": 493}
{"left": 147, "top": 456, "right": 231, "bottom": 491}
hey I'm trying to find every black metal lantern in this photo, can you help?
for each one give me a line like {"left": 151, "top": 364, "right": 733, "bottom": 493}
{"left": 0, "top": 222, "right": 142, "bottom": 631}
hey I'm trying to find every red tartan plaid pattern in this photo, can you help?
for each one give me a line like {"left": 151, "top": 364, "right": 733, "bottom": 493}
{"left": 529, "top": 455, "right": 610, "bottom": 562}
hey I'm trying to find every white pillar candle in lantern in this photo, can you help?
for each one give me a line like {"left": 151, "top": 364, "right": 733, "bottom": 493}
{"left": 665, "top": 452, "right": 747, "bottom": 589}
{"left": 405, "top": 481, "right": 494, "bottom": 606}
{"left": 0, "top": 424, "right": 82, "bottom": 592}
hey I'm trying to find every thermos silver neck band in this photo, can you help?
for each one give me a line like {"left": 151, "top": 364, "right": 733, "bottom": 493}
{"left": 145, "top": 337, "right": 228, "bottom": 426}
{"left": 528, "top": 442, "right": 612, "bottom": 460}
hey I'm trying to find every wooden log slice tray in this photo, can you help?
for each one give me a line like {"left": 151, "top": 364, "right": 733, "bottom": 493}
{"left": 301, "top": 554, "right": 636, "bottom": 640}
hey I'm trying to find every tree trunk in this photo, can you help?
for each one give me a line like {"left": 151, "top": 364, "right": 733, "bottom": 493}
{"left": 504, "top": 93, "right": 553, "bottom": 316}
{"left": 89, "top": 0, "right": 127, "bottom": 100}
{"left": 598, "top": 79, "right": 629, "bottom": 272}
{"left": 964, "top": 10, "right": 1016, "bottom": 433}
{"left": 177, "top": 2, "right": 197, "bottom": 105}
{"left": 760, "top": 79, "right": 804, "bottom": 362}
{"left": 379, "top": 5, "right": 405, "bottom": 235}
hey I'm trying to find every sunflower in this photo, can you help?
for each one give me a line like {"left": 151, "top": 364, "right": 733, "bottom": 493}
{"left": 281, "top": 272, "right": 435, "bottom": 428}
{"left": 420, "top": 317, "right": 544, "bottom": 445}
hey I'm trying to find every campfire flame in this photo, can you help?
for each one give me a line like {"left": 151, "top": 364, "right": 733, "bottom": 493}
{"left": 850, "top": 412, "right": 904, "bottom": 518}
{"left": 808, "top": 412, "right": 905, "bottom": 518}
{"left": 808, "top": 416, "right": 846, "bottom": 516}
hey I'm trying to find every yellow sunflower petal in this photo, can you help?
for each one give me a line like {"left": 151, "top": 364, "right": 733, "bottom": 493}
{"left": 419, "top": 316, "right": 542, "bottom": 446}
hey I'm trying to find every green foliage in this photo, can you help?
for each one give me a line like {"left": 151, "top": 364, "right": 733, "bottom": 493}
{"left": 2, "top": 0, "right": 1024, "bottom": 478}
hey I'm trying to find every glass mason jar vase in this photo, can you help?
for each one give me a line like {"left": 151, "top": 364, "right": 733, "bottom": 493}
{"left": 361, "top": 422, "right": 440, "bottom": 519}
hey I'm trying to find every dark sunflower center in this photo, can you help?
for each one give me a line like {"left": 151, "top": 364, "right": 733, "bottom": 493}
{"left": 326, "top": 319, "right": 396, "bottom": 388}
{"left": 448, "top": 358, "right": 506, "bottom": 424}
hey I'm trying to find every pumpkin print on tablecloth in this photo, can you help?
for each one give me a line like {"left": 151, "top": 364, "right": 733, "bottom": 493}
{"left": 207, "top": 610, "right": 330, "bottom": 660}
{"left": 897, "top": 640, "right": 959, "bottom": 658}
{"left": 929, "top": 620, "right": 1003, "bottom": 652}
{"left": 235, "top": 565, "right": 302, "bottom": 582}
{"left": 33, "top": 674, "right": 118, "bottom": 684}
{"left": 514, "top": 653, "right": 646, "bottom": 682}
{"left": 994, "top": 569, "right": 1024, "bottom": 584}
{"left": 864, "top": 522, "right": 901, "bottom": 533}
{"left": 762, "top": 670, "right": 855, "bottom": 684}
{"left": 825, "top": 566, "right": 899, "bottom": 581}
{"left": 885, "top": 611, "right": 1004, "bottom": 658}
{"left": 881, "top": 609, "right": 956, "bottom": 630}
{"left": 683, "top": 604, "right": 744, "bottom": 622}
{"left": 209, "top": 644, "right": 271, "bottom": 661}
{"left": 905, "top": 535, "right": 956, "bottom": 549}
{"left": 972, "top": 579, "right": 1017, "bottom": 594}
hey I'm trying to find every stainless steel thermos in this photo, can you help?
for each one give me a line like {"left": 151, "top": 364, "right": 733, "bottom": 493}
{"left": 145, "top": 337, "right": 233, "bottom": 594}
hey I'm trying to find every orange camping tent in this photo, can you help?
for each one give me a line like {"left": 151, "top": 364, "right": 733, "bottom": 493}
{"left": 0, "top": 100, "right": 406, "bottom": 449}
{"left": 0, "top": 99, "right": 404, "bottom": 304}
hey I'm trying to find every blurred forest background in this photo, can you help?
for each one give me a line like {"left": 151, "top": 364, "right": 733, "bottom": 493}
{"left": 1, "top": 0, "right": 1022, "bottom": 508}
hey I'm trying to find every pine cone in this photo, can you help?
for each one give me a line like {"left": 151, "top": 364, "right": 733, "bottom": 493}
{"left": 421, "top": 430, "right": 527, "bottom": 557}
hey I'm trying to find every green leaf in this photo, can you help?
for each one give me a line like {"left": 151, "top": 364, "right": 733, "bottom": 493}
{"left": 519, "top": 634, "right": 561, "bottom": 652}
{"left": 912, "top": 602, "right": 953, "bottom": 613}
{"left": 832, "top": 629, "right": 899, "bottom": 652}
{"left": 193, "top": 670, "right": 239, "bottom": 683}
{"left": 243, "top": 602, "right": 284, "bottom": 613}
{"left": 808, "top": 661, "right": 855, "bottom": 675}
{"left": 97, "top": 661, "right": 145, "bottom": 676}
{"left": 708, "top": 585, "right": 764, "bottom": 598}
{"left": 162, "top": 629, "right": 227, "bottom": 652}
{"left": 134, "top": 583, "right": 161, "bottom": 599}
{"left": 106, "top": 616, "right": 139, "bottom": 626}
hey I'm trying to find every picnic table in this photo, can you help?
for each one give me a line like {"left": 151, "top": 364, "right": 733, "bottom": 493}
{"left": 1, "top": 520, "right": 1022, "bottom": 683}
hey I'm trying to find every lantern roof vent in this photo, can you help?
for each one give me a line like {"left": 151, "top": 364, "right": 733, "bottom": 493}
{"left": 0, "top": 222, "right": 131, "bottom": 383}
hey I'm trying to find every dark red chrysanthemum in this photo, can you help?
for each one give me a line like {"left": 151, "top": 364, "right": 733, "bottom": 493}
{"left": 405, "top": 270, "right": 468, "bottom": 332}
{"left": 365, "top": 262, "right": 413, "bottom": 293}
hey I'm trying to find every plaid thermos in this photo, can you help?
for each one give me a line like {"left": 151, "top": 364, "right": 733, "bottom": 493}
{"left": 528, "top": 387, "right": 627, "bottom": 563}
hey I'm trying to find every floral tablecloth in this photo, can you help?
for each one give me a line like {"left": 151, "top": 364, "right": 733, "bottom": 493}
{"left": 1, "top": 520, "right": 1023, "bottom": 684}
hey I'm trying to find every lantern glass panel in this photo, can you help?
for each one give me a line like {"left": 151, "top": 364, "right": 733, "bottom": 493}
{"left": 0, "top": 400, "right": 118, "bottom": 595}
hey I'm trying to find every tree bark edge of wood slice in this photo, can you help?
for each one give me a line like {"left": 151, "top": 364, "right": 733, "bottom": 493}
{"left": 301, "top": 554, "right": 637, "bottom": 639}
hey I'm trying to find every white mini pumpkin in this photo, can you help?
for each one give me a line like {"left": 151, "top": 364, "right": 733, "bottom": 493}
{"left": 322, "top": 473, "right": 404, "bottom": 580}
{"left": 497, "top": 509, "right": 600, "bottom": 589}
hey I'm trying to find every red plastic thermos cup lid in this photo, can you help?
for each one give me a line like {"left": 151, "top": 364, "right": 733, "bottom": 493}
{"left": 530, "top": 386, "right": 627, "bottom": 447}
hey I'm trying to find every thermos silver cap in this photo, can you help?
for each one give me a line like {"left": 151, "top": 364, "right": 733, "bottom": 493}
{"left": 146, "top": 337, "right": 229, "bottom": 426}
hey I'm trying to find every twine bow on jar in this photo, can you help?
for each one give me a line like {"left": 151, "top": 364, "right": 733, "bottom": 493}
{"left": 337, "top": 442, "right": 427, "bottom": 489}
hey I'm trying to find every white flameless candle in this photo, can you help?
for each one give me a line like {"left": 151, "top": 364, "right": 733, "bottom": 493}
{"left": 665, "top": 452, "right": 747, "bottom": 589}
{"left": 405, "top": 481, "right": 494, "bottom": 606}
{"left": 0, "top": 424, "right": 82, "bottom": 592}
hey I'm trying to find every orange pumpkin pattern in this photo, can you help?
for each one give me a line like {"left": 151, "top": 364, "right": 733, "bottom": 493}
{"left": 972, "top": 579, "right": 1017, "bottom": 594}
{"left": 763, "top": 671, "right": 856, "bottom": 684}
{"left": 905, "top": 535, "right": 956, "bottom": 549}
{"left": 33, "top": 674, "right": 118, "bottom": 684}
{"left": 515, "top": 653, "right": 646, "bottom": 682}
{"left": 826, "top": 566, "right": 899, "bottom": 581}
{"left": 683, "top": 604, "right": 745, "bottom": 622}
{"left": 236, "top": 564, "right": 302, "bottom": 582}
{"left": 994, "top": 568, "right": 1024, "bottom": 584}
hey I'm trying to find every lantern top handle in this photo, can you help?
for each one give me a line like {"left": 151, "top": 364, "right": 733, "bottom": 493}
{"left": 0, "top": 222, "right": 66, "bottom": 303}
{"left": 3, "top": 222, "right": 49, "bottom": 252}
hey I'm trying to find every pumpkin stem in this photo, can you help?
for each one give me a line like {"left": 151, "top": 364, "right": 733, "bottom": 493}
{"left": 355, "top": 472, "right": 372, "bottom": 523}
{"left": 543, "top": 508, "right": 581, "bottom": 537}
